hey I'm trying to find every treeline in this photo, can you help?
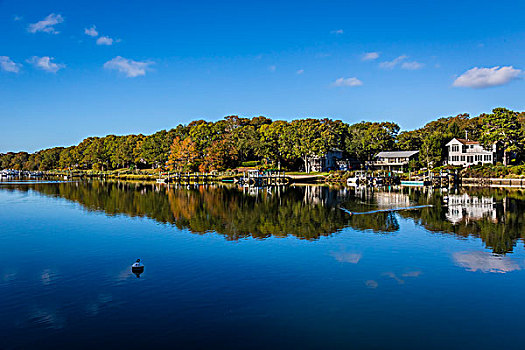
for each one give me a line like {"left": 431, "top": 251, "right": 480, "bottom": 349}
{"left": 1, "top": 108, "right": 524, "bottom": 172}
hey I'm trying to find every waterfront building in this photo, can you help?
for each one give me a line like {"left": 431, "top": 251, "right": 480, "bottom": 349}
{"left": 446, "top": 138, "right": 501, "bottom": 167}
{"left": 369, "top": 151, "right": 419, "bottom": 172}
{"left": 306, "top": 149, "right": 344, "bottom": 172}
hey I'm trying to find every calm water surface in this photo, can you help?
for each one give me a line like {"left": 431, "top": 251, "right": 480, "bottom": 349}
{"left": 1, "top": 180, "right": 525, "bottom": 349}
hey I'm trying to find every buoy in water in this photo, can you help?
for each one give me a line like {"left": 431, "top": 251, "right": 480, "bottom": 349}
{"left": 131, "top": 259, "right": 144, "bottom": 277}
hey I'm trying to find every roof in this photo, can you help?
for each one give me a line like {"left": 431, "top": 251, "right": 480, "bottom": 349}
{"left": 375, "top": 151, "right": 419, "bottom": 158}
{"left": 446, "top": 138, "right": 480, "bottom": 146}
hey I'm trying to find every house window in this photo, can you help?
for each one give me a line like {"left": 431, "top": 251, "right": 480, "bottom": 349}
{"left": 451, "top": 145, "right": 459, "bottom": 152}
{"left": 461, "top": 156, "right": 465, "bottom": 161}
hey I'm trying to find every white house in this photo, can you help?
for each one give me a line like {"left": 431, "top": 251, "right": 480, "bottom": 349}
{"left": 446, "top": 138, "right": 499, "bottom": 167}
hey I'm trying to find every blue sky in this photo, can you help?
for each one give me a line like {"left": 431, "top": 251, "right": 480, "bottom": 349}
{"left": 1, "top": 0, "right": 524, "bottom": 152}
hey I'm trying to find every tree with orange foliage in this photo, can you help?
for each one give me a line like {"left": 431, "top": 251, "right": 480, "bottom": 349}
{"left": 199, "top": 138, "right": 238, "bottom": 172}
{"left": 167, "top": 137, "right": 198, "bottom": 172}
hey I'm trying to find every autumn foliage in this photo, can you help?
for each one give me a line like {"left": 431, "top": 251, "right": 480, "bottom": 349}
{"left": 2, "top": 108, "right": 525, "bottom": 172}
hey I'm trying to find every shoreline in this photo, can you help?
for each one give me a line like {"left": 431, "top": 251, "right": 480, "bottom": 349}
{"left": 5, "top": 171, "right": 525, "bottom": 189}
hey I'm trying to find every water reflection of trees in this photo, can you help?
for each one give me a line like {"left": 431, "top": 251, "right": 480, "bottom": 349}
{"left": 5, "top": 182, "right": 524, "bottom": 250}
{"left": 3, "top": 182, "right": 405, "bottom": 238}
{"left": 2, "top": 182, "right": 346, "bottom": 240}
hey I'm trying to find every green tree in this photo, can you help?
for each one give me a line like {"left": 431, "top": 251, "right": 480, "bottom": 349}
{"left": 480, "top": 108, "right": 523, "bottom": 165}
{"left": 420, "top": 131, "right": 446, "bottom": 168}
{"left": 346, "top": 122, "right": 400, "bottom": 162}
{"left": 259, "top": 120, "right": 290, "bottom": 169}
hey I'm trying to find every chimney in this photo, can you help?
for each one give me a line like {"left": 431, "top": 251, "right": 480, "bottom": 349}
{"left": 465, "top": 130, "right": 468, "bottom": 141}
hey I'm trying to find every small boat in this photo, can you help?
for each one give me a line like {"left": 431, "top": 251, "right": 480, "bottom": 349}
{"left": 346, "top": 177, "right": 363, "bottom": 186}
{"left": 347, "top": 171, "right": 367, "bottom": 187}
{"left": 400, "top": 180, "right": 432, "bottom": 186}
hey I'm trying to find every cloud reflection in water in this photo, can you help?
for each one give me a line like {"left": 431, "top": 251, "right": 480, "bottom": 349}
{"left": 453, "top": 251, "right": 521, "bottom": 273}
{"left": 331, "top": 251, "right": 362, "bottom": 264}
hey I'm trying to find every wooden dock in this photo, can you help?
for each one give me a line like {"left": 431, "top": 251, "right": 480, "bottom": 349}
{"left": 237, "top": 170, "right": 289, "bottom": 186}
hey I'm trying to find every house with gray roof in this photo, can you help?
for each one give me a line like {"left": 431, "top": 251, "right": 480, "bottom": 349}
{"left": 369, "top": 150, "right": 419, "bottom": 172}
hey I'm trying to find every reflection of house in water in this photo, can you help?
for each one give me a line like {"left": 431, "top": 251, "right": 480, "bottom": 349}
{"left": 351, "top": 188, "right": 411, "bottom": 209}
{"left": 374, "top": 192, "right": 411, "bottom": 208}
{"left": 303, "top": 186, "right": 347, "bottom": 207}
{"left": 446, "top": 194, "right": 497, "bottom": 224}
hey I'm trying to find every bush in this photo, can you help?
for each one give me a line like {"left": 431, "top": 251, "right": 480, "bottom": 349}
{"left": 461, "top": 164, "right": 525, "bottom": 178}
{"left": 241, "top": 161, "right": 259, "bottom": 167}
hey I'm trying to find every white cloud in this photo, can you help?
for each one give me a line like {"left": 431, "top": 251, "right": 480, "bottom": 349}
{"left": 453, "top": 251, "right": 521, "bottom": 273}
{"left": 333, "top": 77, "right": 363, "bottom": 87}
{"left": 0, "top": 56, "right": 21, "bottom": 73}
{"left": 453, "top": 66, "right": 522, "bottom": 88}
{"left": 296, "top": 69, "right": 304, "bottom": 75}
{"left": 268, "top": 65, "right": 276, "bottom": 72}
{"left": 96, "top": 36, "right": 114, "bottom": 45}
{"left": 330, "top": 29, "right": 344, "bottom": 35}
{"left": 362, "top": 52, "right": 379, "bottom": 61}
{"left": 104, "top": 56, "right": 153, "bottom": 77}
{"left": 401, "top": 61, "right": 424, "bottom": 70}
{"left": 379, "top": 55, "right": 408, "bottom": 69}
{"left": 27, "top": 56, "right": 65, "bottom": 73}
{"left": 28, "top": 13, "right": 64, "bottom": 34}
{"left": 13, "top": 15, "right": 23, "bottom": 21}
{"left": 84, "top": 25, "right": 98, "bottom": 37}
